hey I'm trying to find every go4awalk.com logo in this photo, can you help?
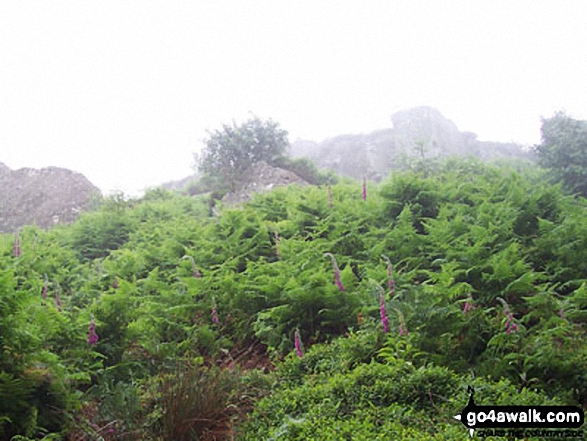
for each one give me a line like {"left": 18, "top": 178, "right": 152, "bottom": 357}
{"left": 454, "top": 387, "right": 585, "bottom": 438}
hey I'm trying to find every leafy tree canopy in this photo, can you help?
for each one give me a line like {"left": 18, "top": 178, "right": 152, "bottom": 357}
{"left": 197, "top": 116, "right": 290, "bottom": 191}
{"left": 535, "top": 111, "right": 587, "bottom": 196}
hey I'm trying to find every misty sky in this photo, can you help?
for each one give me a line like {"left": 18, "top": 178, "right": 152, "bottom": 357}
{"left": 1, "top": 1, "right": 586, "bottom": 195}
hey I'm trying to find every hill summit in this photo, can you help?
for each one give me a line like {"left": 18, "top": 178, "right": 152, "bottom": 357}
{"left": 291, "top": 106, "right": 534, "bottom": 180}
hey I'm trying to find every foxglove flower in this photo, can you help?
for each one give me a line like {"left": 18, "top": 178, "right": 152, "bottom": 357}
{"left": 362, "top": 176, "right": 367, "bottom": 201}
{"left": 183, "top": 255, "right": 202, "bottom": 278}
{"left": 497, "top": 298, "right": 517, "bottom": 334}
{"left": 463, "top": 299, "right": 476, "bottom": 315}
{"left": 211, "top": 304, "right": 219, "bottom": 324}
{"left": 381, "top": 255, "right": 394, "bottom": 296}
{"left": 53, "top": 281, "right": 61, "bottom": 309}
{"left": 42, "top": 274, "right": 48, "bottom": 301}
{"left": 13, "top": 232, "right": 20, "bottom": 258}
{"left": 88, "top": 316, "right": 99, "bottom": 345}
{"left": 112, "top": 277, "right": 119, "bottom": 289}
{"left": 294, "top": 329, "right": 303, "bottom": 357}
{"left": 274, "top": 231, "right": 281, "bottom": 260}
{"left": 379, "top": 292, "right": 389, "bottom": 333}
{"left": 328, "top": 185, "right": 333, "bottom": 208}
{"left": 505, "top": 312, "right": 517, "bottom": 334}
{"left": 324, "top": 253, "right": 344, "bottom": 291}
{"left": 395, "top": 308, "right": 408, "bottom": 336}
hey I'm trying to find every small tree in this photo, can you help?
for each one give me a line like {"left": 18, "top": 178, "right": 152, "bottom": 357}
{"left": 197, "top": 116, "right": 290, "bottom": 191}
{"left": 535, "top": 112, "right": 587, "bottom": 197}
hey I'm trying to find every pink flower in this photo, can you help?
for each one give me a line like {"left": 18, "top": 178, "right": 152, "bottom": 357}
{"left": 112, "top": 277, "right": 119, "bottom": 289}
{"left": 362, "top": 176, "right": 367, "bottom": 201}
{"left": 54, "top": 281, "right": 61, "bottom": 310}
{"left": 505, "top": 312, "right": 517, "bottom": 334}
{"left": 211, "top": 305, "right": 219, "bottom": 324}
{"left": 294, "top": 329, "right": 303, "bottom": 357}
{"left": 88, "top": 317, "right": 99, "bottom": 345}
{"left": 395, "top": 308, "right": 408, "bottom": 336}
{"left": 13, "top": 232, "right": 20, "bottom": 258}
{"left": 387, "top": 264, "right": 394, "bottom": 295}
{"left": 463, "top": 300, "right": 476, "bottom": 315}
{"left": 183, "top": 255, "right": 202, "bottom": 278}
{"left": 379, "top": 292, "right": 389, "bottom": 333}
{"left": 42, "top": 274, "right": 48, "bottom": 301}
{"left": 274, "top": 231, "right": 281, "bottom": 260}
{"left": 328, "top": 185, "right": 333, "bottom": 208}
{"left": 382, "top": 255, "right": 394, "bottom": 296}
{"left": 324, "top": 253, "right": 344, "bottom": 291}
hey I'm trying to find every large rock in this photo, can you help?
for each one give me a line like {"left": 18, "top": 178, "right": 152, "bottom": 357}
{"left": 0, "top": 162, "right": 101, "bottom": 232}
{"left": 222, "top": 161, "right": 308, "bottom": 205}
{"left": 291, "top": 106, "right": 535, "bottom": 180}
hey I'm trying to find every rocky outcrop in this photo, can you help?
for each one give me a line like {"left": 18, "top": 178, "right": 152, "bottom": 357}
{"left": 159, "top": 173, "right": 199, "bottom": 192}
{"left": 222, "top": 161, "right": 308, "bottom": 205}
{"left": 291, "top": 106, "right": 535, "bottom": 181}
{"left": 0, "top": 162, "right": 101, "bottom": 233}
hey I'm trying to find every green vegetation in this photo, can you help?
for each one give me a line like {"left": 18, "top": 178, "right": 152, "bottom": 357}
{"left": 1, "top": 157, "right": 586, "bottom": 439}
{"left": 535, "top": 111, "right": 587, "bottom": 197}
{"left": 190, "top": 117, "right": 336, "bottom": 199}
{"left": 197, "top": 116, "right": 290, "bottom": 193}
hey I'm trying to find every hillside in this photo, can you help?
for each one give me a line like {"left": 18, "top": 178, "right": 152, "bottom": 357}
{"left": 1, "top": 158, "right": 585, "bottom": 440}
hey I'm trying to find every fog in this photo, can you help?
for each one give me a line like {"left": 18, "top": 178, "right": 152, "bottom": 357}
{"left": 1, "top": 0, "right": 586, "bottom": 195}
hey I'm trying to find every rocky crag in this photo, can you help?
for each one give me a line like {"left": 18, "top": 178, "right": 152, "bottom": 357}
{"left": 291, "top": 106, "right": 535, "bottom": 181}
{"left": 221, "top": 161, "right": 308, "bottom": 205}
{"left": 0, "top": 162, "right": 101, "bottom": 233}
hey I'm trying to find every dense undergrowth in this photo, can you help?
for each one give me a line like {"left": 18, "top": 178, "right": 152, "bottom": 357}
{"left": 1, "top": 158, "right": 586, "bottom": 439}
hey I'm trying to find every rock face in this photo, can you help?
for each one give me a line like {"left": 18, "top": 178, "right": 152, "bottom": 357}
{"left": 159, "top": 173, "right": 199, "bottom": 191}
{"left": 0, "top": 162, "right": 101, "bottom": 233}
{"left": 291, "top": 106, "right": 535, "bottom": 181}
{"left": 222, "top": 161, "right": 308, "bottom": 205}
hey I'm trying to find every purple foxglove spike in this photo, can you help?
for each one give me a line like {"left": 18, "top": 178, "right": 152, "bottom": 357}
{"left": 13, "top": 233, "right": 20, "bottom": 258}
{"left": 42, "top": 274, "right": 48, "bottom": 301}
{"left": 504, "top": 311, "right": 518, "bottom": 334}
{"left": 362, "top": 176, "right": 367, "bottom": 201}
{"left": 274, "top": 231, "right": 281, "bottom": 260}
{"left": 183, "top": 255, "right": 202, "bottom": 278}
{"left": 328, "top": 185, "right": 333, "bottom": 208}
{"left": 55, "top": 293, "right": 61, "bottom": 309}
{"left": 294, "top": 329, "right": 303, "bottom": 357}
{"left": 463, "top": 300, "right": 476, "bottom": 315}
{"left": 334, "top": 269, "right": 344, "bottom": 291}
{"left": 113, "top": 277, "right": 118, "bottom": 289}
{"left": 211, "top": 306, "right": 219, "bottom": 324}
{"left": 87, "top": 318, "right": 99, "bottom": 345}
{"left": 381, "top": 255, "right": 394, "bottom": 296}
{"left": 324, "top": 253, "right": 345, "bottom": 291}
{"left": 379, "top": 292, "right": 389, "bottom": 333}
